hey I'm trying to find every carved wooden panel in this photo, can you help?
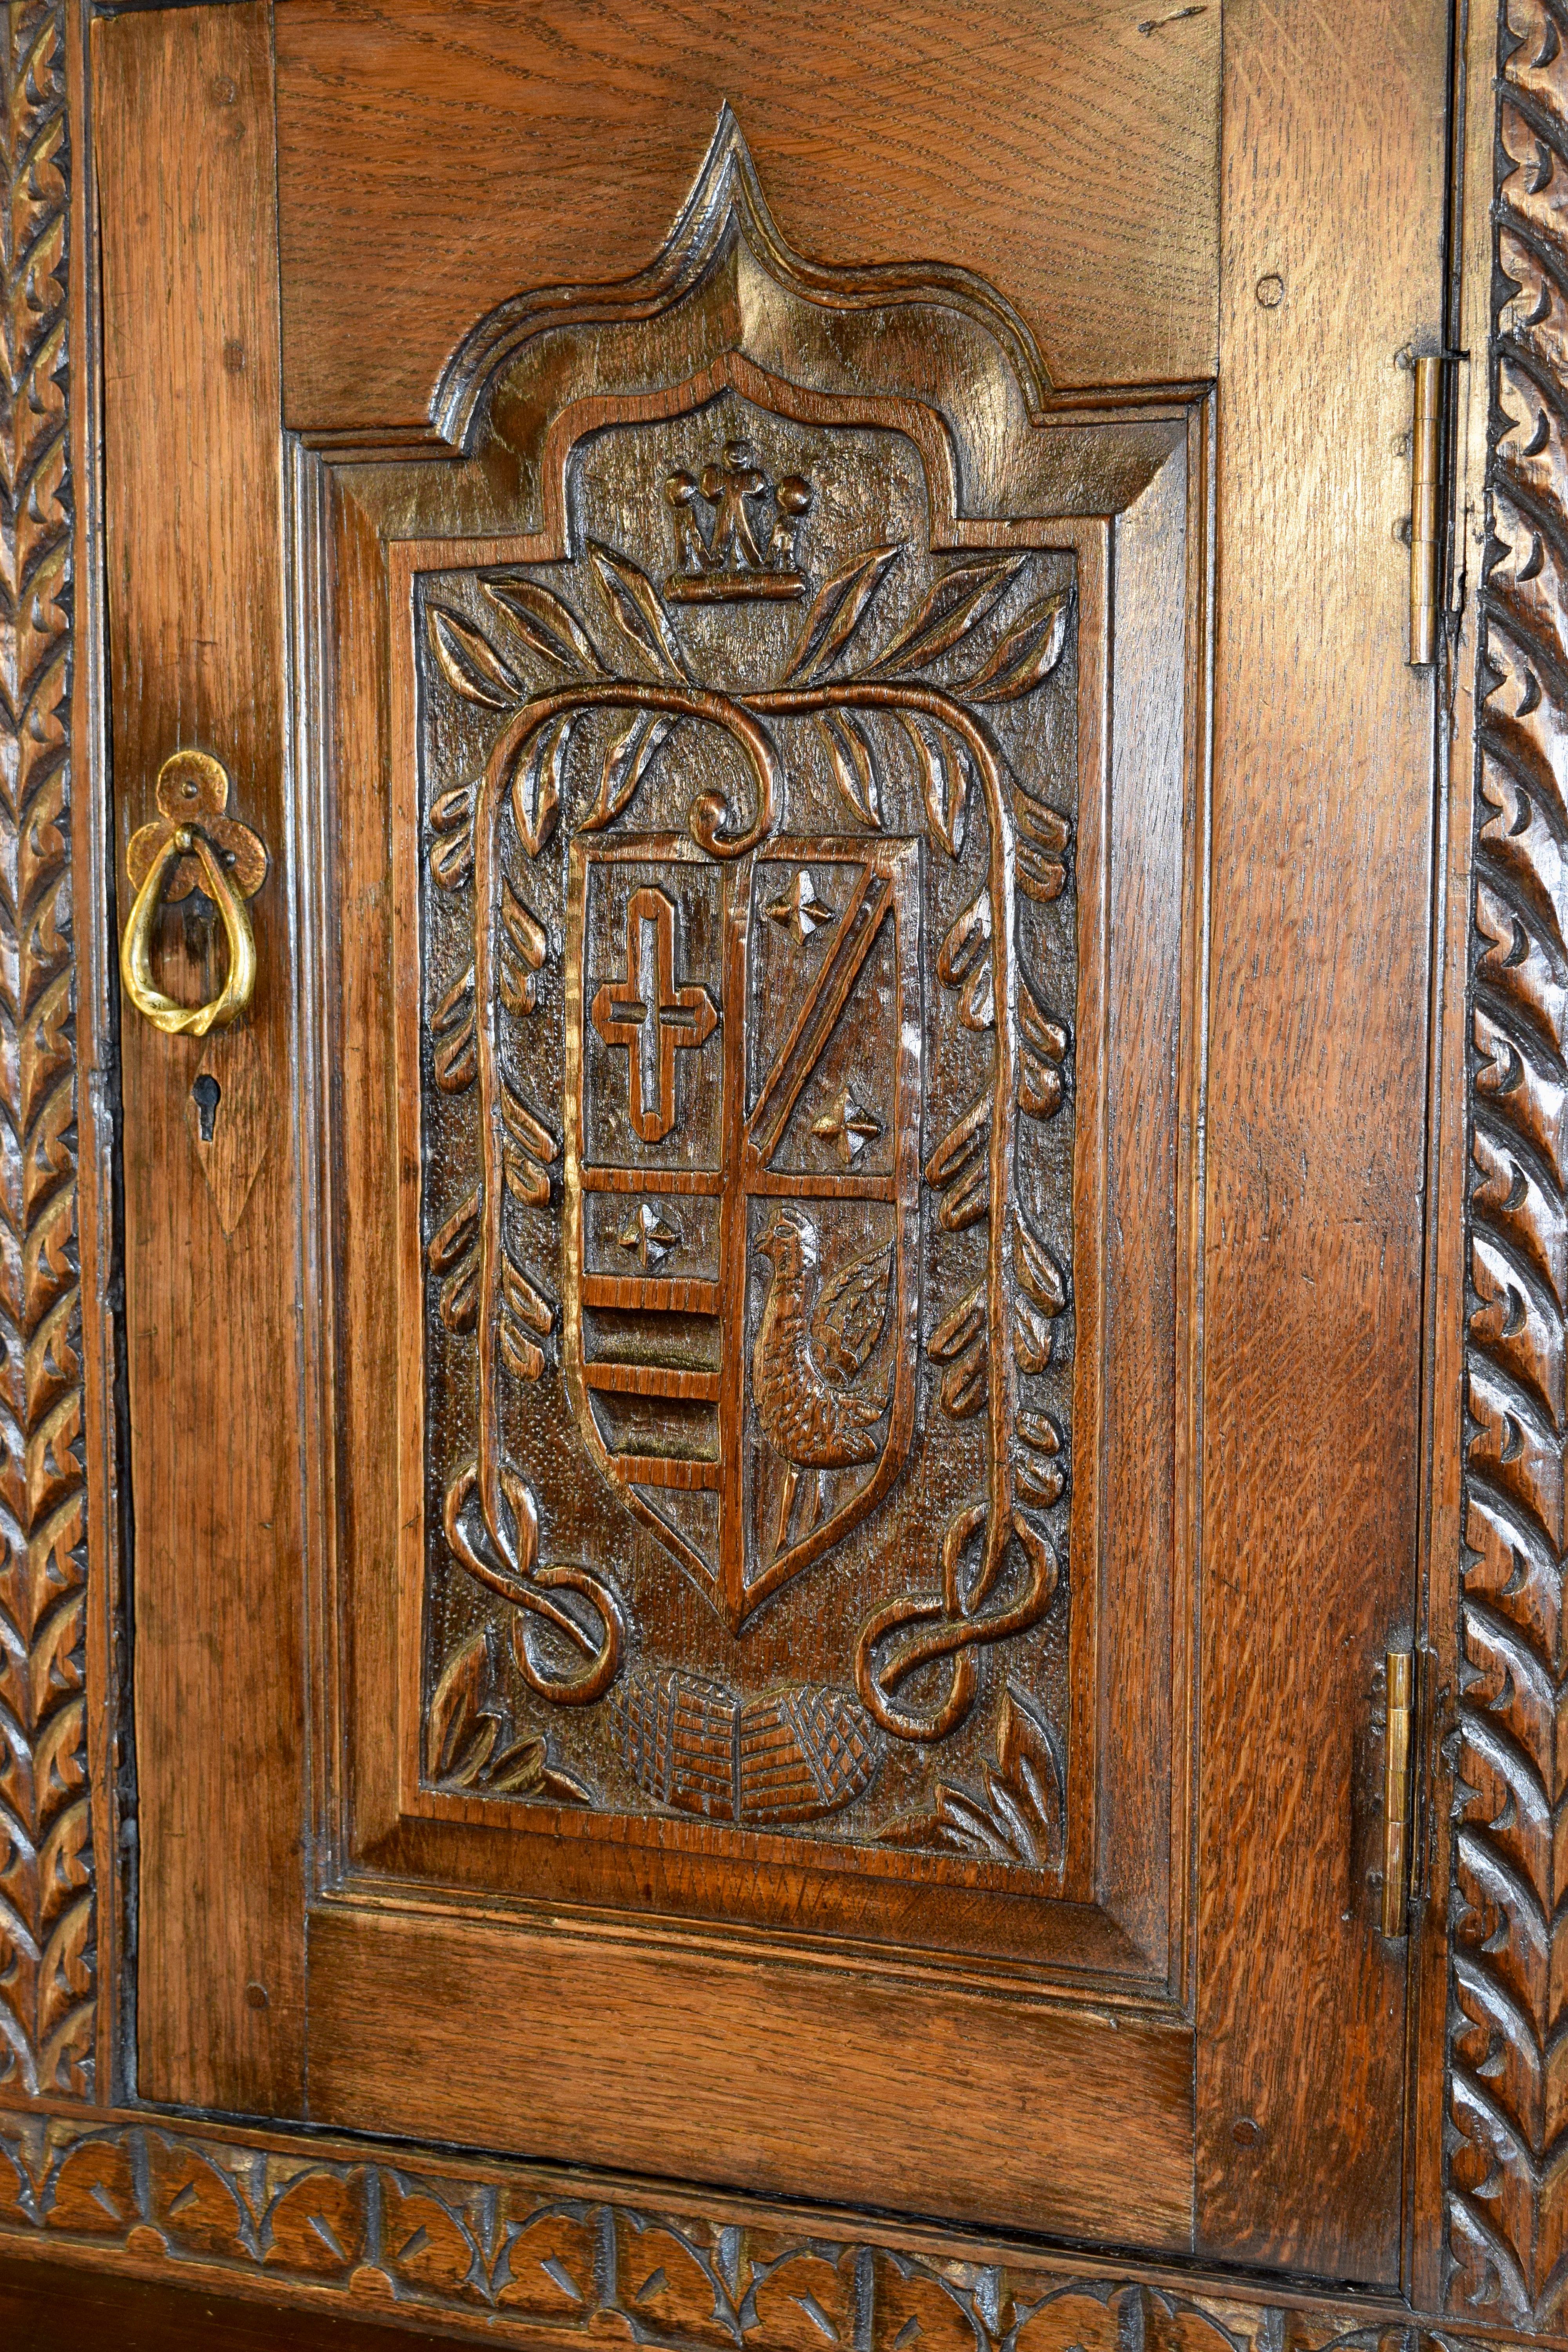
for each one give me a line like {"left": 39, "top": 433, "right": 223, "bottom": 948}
{"left": 290, "top": 100, "right": 1201, "bottom": 2063}
{"left": 407, "top": 393, "right": 1092, "bottom": 1882}
{"left": 0, "top": 0, "right": 92, "bottom": 2104}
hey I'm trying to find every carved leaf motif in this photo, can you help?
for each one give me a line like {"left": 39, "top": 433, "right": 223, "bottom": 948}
{"left": 1015, "top": 1410, "right": 1065, "bottom": 1507}
{"left": 500, "top": 1254, "right": 554, "bottom": 1382}
{"left": 484, "top": 575, "right": 606, "bottom": 677}
{"left": 504, "top": 1153, "right": 552, "bottom": 1209}
{"left": 501, "top": 1080, "right": 559, "bottom": 1208}
{"left": 426, "top": 1190, "right": 480, "bottom": 1275}
{"left": 427, "top": 1632, "right": 494, "bottom": 1784}
{"left": 1014, "top": 1292, "right": 1054, "bottom": 1374}
{"left": 1019, "top": 986, "right": 1069, "bottom": 1118}
{"left": 503, "top": 1257, "right": 555, "bottom": 1335}
{"left": 962, "top": 584, "right": 1073, "bottom": 703}
{"left": 929, "top": 1281, "right": 988, "bottom": 1419}
{"left": 938, "top": 889, "right": 991, "bottom": 986}
{"left": 500, "top": 1323, "right": 544, "bottom": 1379}
{"left": 428, "top": 606, "right": 523, "bottom": 709}
{"left": 1015, "top": 791, "right": 1070, "bottom": 904}
{"left": 580, "top": 709, "right": 679, "bottom": 832}
{"left": 485, "top": 1740, "right": 592, "bottom": 1800}
{"left": 499, "top": 880, "right": 549, "bottom": 1015}
{"left": 924, "top": 1089, "right": 992, "bottom": 1231}
{"left": 1017, "top": 844, "right": 1066, "bottom": 902}
{"left": 428, "top": 780, "right": 477, "bottom": 890}
{"left": 431, "top": 966, "right": 477, "bottom": 1093}
{"left": 867, "top": 554, "right": 1026, "bottom": 678}
{"left": 426, "top": 1630, "right": 591, "bottom": 1799}
{"left": 439, "top": 1257, "right": 479, "bottom": 1333}
{"left": 1015, "top": 1210, "right": 1068, "bottom": 1313}
{"left": 958, "top": 961, "right": 995, "bottom": 1031}
{"left": 781, "top": 544, "right": 899, "bottom": 683}
{"left": 820, "top": 710, "right": 882, "bottom": 828}
{"left": 929, "top": 1282, "right": 985, "bottom": 1361}
{"left": 512, "top": 713, "right": 569, "bottom": 857}
{"left": 939, "top": 1345, "right": 987, "bottom": 1419}
{"left": 880, "top": 1685, "right": 1064, "bottom": 1870}
{"left": 589, "top": 541, "right": 691, "bottom": 681}
{"left": 901, "top": 716, "right": 969, "bottom": 858}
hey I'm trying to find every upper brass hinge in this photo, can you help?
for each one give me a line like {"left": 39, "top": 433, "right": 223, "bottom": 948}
{"left": 1381, "top": 1645, "right": 1415, "bottom": 1936}
{"left": 1409, "top": 357, "right": 1446, "bottom": 666}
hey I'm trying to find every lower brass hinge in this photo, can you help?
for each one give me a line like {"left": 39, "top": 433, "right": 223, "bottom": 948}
{"left": 1409, "top": 356, "right": 1445, "bottom": 666}
{"left": 1381, "top": 1646, "right": 1415, "bottom": 1936}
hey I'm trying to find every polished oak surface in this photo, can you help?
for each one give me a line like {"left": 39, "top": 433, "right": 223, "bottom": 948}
{"left": 272, "top": 0, "right": 1221, "bottom": 431}
{"left": 18, "top": 0, "right": 1470, "bottom": 2325}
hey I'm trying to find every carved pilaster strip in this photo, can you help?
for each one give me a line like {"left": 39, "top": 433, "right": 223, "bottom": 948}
{"left": 1449, "top": 0, "right": 1568, "bottom": 2320}
{"left": 0, "top": 0, "right": 90, "bottom": 2102}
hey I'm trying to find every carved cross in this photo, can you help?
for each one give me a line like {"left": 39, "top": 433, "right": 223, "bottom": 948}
{"left": 591, "top": 886, "right": 719, "bottom": 1143}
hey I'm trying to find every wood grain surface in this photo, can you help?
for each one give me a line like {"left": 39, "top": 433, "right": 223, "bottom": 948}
{"left": 93, "top": 3, "right": 305, "bottom": 2114}
{"left": 306, "top": 1902, "right": 1195, "bottom": 2246}
{"left": 1193, "top": 0, "right": 1448, "bottom": 2282}
{"left": 272, "top": 0, "right": 1220, "bottom": 432}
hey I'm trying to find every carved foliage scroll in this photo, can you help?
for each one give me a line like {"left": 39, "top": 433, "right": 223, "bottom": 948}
{"left": 1450, "top": 0, "right": 1568, "bottom": 2318}
{"left": 415, "top": 395, "right": 1081, "bottom": 1872}
{"left": 0, "top": 0, "right": 91, "bottom": 2103}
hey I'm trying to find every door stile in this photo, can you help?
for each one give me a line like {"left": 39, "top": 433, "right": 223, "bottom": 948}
{"left": 1195, "top": 0, "right": 1450, "bottom": 2281}
{"left": 94, "top": 0, "right": 309, "bottom": 2118}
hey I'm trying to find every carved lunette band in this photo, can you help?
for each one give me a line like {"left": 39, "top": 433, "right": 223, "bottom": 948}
{"left": 0, "top": 2109, "right": 1553, "bottom": 2352}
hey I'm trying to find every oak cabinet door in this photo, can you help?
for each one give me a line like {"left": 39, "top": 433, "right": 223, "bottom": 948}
{"left": 93, "top": 0, "right": 1448, "bottom": 2289}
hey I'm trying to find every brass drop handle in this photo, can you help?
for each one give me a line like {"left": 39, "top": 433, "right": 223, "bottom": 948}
{"left": 120, "top": 750, "right": 268, "bottom": 1038}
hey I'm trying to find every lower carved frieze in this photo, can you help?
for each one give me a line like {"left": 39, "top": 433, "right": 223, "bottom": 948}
{"left": 0, "top": 2110, "right": 1550, "bottom": 2352}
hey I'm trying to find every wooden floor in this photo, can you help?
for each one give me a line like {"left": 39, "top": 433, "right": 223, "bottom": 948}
{"left": 0, "top": 2252, "right": 466, "bottom": 2352}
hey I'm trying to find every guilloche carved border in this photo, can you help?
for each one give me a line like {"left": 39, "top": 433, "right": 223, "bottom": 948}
{"left": 0, "top": 0, "right": 93, "bottom": 2106}
{"left": 1448, "top": 0, "right": 1568, "bottom": 2323}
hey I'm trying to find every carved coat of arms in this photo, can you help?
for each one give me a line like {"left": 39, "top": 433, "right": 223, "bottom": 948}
{"left": 416, "top": 398, "right": 1078, "bottom": 1857}
{"left": 564, "top": 826, "right": 920, "bottom": 1630}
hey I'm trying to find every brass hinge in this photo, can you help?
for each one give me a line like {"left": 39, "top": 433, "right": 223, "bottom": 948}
{"left": 1409, "top": 353, "right": 1448, "bottom": 667}
{"left": 1381, "top": 1646, "right": 1415, "bottom": 1936}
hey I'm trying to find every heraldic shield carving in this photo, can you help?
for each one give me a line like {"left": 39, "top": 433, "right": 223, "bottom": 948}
{"left": 404, "top": 120, "right": 1109, "bottom": 1873}
{"left": 564, "top": 831, "right": 922, "bottom": 1632}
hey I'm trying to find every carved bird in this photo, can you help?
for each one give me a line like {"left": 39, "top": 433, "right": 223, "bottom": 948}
{"left": 751, "top": 1210, "right": 893, "bottom": 1554}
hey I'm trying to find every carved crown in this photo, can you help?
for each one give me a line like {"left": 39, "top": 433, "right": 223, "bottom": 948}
{"left": 662, "top": 437, "right": 813, "bottom": 603}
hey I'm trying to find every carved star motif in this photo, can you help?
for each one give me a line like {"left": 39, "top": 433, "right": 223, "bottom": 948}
{"left": 617, "top": 1201, "right": 682, "bottom": 1267}
{"left": 811, "top": 1087, "right": 882, "bottom": 1165}
{"left": 764, "top": 869, "right": 837, "bottom": 944}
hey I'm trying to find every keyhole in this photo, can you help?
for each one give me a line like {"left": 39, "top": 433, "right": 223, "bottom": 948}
{"left": 192, "top": 1072, "right": 221, "bottom": 1142}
